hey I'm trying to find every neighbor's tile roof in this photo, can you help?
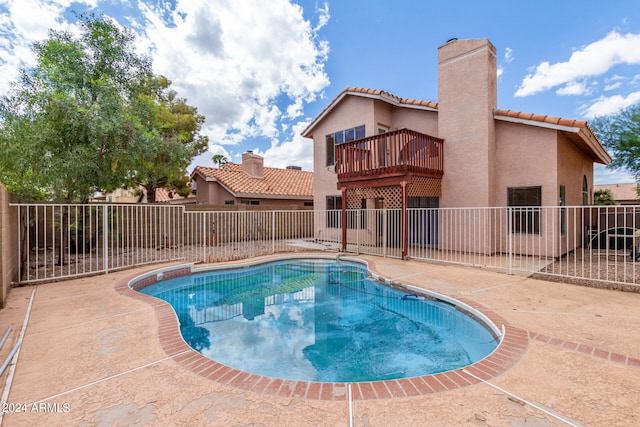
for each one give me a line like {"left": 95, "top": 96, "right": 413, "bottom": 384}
{"left": 154, "top": 188, "right": 184, "bottom": 202}
{"left": 193, "top": 164, "right": 313, "bottom": 198}
{"left": 594, "top": 183, "right": 639, "bottom": 202}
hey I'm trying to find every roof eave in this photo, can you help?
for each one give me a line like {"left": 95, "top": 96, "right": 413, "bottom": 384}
{"left": 494, "top": 114, "right": 612, "bottom": 165}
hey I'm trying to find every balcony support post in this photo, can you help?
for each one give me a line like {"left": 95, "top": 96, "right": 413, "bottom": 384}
{"left": 341, "top": 187, "right": 347, "bottom": 251}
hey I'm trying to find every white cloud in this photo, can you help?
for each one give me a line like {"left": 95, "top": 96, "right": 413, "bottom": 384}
{"left": 262, "top": 121, "right": 314, "bottom": 171}
{"left": 504, "top": 47, "right": 513, "bottom": 63}
{"left": 579, "top": 91, "right": 640, "bottom": 118}
{"left": 556, "top": 80, "right": 592, "bottom": 96}
{"left": 515, "top": 31, "right": 640, "bottom": 97}
{"left": 0, "top": 0, "right": 331, "bottom": 158}
{"left": 135, "top": 0, "right": 330, "bottom": 149}
{"left": 604, "top": 82, "right": 622, "bottom": 91}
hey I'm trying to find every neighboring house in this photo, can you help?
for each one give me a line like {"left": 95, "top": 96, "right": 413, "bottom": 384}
{"left": 190, "top": 151, "right": 313, "bottom": 208}
{"left": 301, "top": 38, "right": 612, "bottom": 258}
{"left": 98, "top": 187, "right": 193, "bottom": 204}
{"left": 594, "top": 183, "right": 639, "bottom": 205}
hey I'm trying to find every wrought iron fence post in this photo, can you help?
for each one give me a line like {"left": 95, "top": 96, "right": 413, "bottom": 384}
{"left": 382, "top": 209, "right": 387, "bottom": 258}
{"left": 356, "top": 209, "right": 360, "bottom": 254}
{"left": 506, "top": 207, "right": 512, "bottom": 275}
{"left": 271, "top": 211, "right": 276, "bottom": 254}
{"left": 103, "top": 204, "right": 109, "bottom": 274}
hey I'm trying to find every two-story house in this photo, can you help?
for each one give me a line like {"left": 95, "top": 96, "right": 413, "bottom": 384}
{"left": 302, "top": 38, "right": 611, "bottom": 259}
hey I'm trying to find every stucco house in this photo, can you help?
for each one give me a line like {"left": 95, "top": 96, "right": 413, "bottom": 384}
{"left": 594, "top": 183, "right": 638, "bottom": 205}
{"left": 97, "top": 186, "right": 193, "bottom": 204}
{"left": 301, "top": 38, "right": 611, "bottom": 258}
{"left": 190, "top": 151, "right": 314, "bottom": 209}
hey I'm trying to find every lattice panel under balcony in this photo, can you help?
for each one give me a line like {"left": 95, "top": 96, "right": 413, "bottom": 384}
{"left": 346, "top": 186, "right": 402, "bottom": 209}
{"left": 408, "top": 177, "right": 442, "bottom": 197}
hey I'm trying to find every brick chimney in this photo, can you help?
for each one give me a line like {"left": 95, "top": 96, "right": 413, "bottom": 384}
{"left": 438, "top": 38, "right": 497, "bottom": 208}
{"left": 242, "top": 151, "right": 264, "bottom": 178}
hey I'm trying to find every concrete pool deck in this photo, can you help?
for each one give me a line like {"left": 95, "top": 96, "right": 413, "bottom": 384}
{"left": 0, "top": 254, "right": 639, "bottom": 426}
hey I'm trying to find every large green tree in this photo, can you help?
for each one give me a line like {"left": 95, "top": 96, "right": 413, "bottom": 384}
{"left": 591, "top": 104, "right": 640, "bottom": 182}
{"left": 132, "top": 76, "right": 208, "bottom": 203}
{"left": 0, "top": 14, "right": 153, "bottom": 202}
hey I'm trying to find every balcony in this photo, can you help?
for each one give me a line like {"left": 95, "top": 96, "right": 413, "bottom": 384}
{"left": 335, "top": 128, "right": 444, "bottom": 187}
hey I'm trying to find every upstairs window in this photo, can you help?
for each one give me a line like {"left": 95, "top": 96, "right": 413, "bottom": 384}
{"left": 326, "top": 125, "right": 365, "bottom": 166}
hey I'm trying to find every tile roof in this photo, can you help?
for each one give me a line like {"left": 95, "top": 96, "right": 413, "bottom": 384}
{"left": 154, "top": 188, "right": 184, "bottom": 202}
{"left": 594, "top": 183, "right": 639, "bottom": 202}
{"left": 300, "top": 86, "right": 611, "bottom": 164}
{"left": 193, "top": 164, "right": 313, "bottom": 198}
{"left": 301, "top": 86, "right": 438, "bottom": 138}
{"left": 494, "top": 109, "right": 587, "bottom": 128}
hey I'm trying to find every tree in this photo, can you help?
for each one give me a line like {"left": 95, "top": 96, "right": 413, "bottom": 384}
{"left": 0, "top": 14, "right": 153, "bottom": 203}
{"left": 212, "top": 154, "right": 229, "bottom": 168}
{"left": 594, "top": 189, "right": 616, "bottom": 205}
{"left": 132, "top": 76, "right": 209, "bottom": 203}
{"left": 0, "top": 14, "right": 155, "bottom": 268}
{"left": 591, "top": 104, "right": 640, "bottom": 182}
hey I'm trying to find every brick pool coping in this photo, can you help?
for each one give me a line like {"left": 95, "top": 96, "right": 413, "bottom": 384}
{"left": 115, "top": 261, "right": 529, "bottom": 400}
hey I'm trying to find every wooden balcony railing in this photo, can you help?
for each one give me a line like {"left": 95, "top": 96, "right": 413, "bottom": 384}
{"left": 335, "top": 128, "right": 444, "bottom": 182}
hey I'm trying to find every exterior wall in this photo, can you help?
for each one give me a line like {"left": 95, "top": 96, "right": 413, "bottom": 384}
{"left": 557, "top": 133, "right": 594, "bottom": 207}
{"left": 235, "top": 198, "right": 312, "bottom": 209}
{"left": 438, "top": 39, "right": 497, "bottom": 208}
{"left": 312, "top": 97, "right": 439, "bottom": 211}
{"left": 0, "top": 185, "right": 18, "bottom": 308}
{"left": 312, "top": 96, "right": 375, "bottom": 210}
{"left": 493, "top": 122, "right": 558, "bottom": 206}
{"left": 390, "top": 107, "right": 438, "bottom": 136}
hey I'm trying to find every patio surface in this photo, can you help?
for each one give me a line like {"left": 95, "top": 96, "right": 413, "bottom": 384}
{"left": 0, "top": 254, "right": 639, "bottom": 426}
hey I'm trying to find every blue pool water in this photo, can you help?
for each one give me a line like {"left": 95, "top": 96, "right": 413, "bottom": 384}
{"left": 140, "top": 259, "right": 499, "bottom": 382}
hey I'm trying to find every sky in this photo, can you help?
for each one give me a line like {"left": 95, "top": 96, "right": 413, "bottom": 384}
{"left": 2, "top": 1, "right": 640, "bottom": 184}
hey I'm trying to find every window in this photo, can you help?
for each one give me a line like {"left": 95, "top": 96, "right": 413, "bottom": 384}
{"left": 325, "top": 125, "right": 365, "bottom": 166}
{"left": 582, "top": 175, "right": 589, "bottom": 205}
{"left": 224, "top": 200, "right": 235, "bottom": 205}
{"left": 346, "top": 199, "right": 367, "bottom": 229}
{"left": 240, "top": 200, "right": 259, "bottom": 205}
{"left": 304, "top": 201, "right": 314, "bottom": 207}
{"left": 326, "top": 195, "right": 342, "bottom": 228}
{"left": 508, "top": 187, "right": 541, "bottom": 234}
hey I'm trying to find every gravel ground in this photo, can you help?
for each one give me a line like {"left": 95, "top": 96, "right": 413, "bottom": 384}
{"left": 534, "top": 248, "right": 640, "bottom": 292}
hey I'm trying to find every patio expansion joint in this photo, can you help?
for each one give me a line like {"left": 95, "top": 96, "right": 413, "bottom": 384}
{"left": 25, "top": 306, "right": 155, "bottom": 337}
{"left": 30, "top": 351, "right": 191, "bottom": 406}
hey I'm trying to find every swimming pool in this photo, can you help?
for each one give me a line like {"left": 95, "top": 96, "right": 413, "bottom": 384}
{"left": 139, "top": 258, "right": 500, "bottom": 383}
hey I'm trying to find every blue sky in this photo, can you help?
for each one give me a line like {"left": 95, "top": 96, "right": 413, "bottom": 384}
{"left": 2, "top": 0, "right": 640, "bottom": 184}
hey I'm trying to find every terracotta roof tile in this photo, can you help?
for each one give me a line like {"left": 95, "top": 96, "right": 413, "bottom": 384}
{"left": 494, "top": 109, "right": 587, "bottom": 128}
{"left": 193, "top": 164, "right": 313, "bottom": 198}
